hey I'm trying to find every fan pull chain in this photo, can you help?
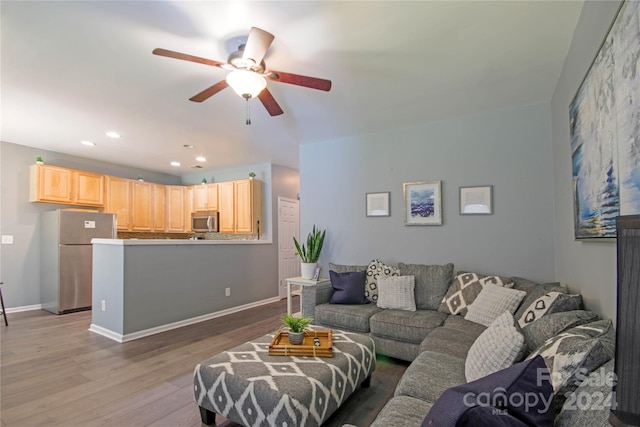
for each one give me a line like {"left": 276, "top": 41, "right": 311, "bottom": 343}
{"left": 245, "top": 97, "right": 252, "bottom": 125}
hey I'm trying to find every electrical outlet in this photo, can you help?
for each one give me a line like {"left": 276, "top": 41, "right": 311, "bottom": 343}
{"left": 101, "top": 300, "right": 106, "bottom": 311}
{"left": 1, "top": 235, "right": 13, "bottom": 244}
{"left": 225, "top": 288, "right": 231, "bottom": 297}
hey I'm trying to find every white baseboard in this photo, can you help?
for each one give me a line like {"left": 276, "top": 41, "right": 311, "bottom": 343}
{"left": 89, "top": 296, "right": 282, "bottom": 343}
{"left": 5, "top": 304, "right": 42, "bottom": 313}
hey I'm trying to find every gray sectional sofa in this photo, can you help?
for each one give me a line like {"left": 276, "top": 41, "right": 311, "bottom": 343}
{"left": 301, "top": 262, "right": 616, "bottom": 426}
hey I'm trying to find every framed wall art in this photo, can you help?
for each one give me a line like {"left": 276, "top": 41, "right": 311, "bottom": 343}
{"left": 460, "top": 186, "right": 493, "bottom": 215}
{"left": 403, "top": 181, "right": 442, "bottom": 225}
{"left": 366, "top": 192, "right": 390, "bottom": 217}
{"left": 570, "top": 1, "right": 640, "bottom": 239}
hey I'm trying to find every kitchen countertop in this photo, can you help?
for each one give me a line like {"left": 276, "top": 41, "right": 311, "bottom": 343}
{"left": 92, "top": 238, "right": 271, "bottom": 245}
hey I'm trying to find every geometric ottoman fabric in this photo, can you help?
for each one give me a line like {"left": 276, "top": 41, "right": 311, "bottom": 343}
{"left": 194, "top": 328, "right": 376, "bottom": 427}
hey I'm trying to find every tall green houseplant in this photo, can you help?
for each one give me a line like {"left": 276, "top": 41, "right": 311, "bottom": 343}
{"left": 293, "top": 225, "right": 326, "bottom": 263}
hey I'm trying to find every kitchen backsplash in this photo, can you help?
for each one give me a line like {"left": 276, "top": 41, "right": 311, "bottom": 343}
{"left": 117, "top": 231, "right": 260, "bottom": 240}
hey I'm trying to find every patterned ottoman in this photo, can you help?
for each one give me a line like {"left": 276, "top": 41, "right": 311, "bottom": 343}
{"left": 193, "top": 328, "right": 376, "bottom": 426}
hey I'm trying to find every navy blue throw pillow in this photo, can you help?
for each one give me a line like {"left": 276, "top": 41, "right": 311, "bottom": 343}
{"left": 329, "top": 270, "right": 369, "bottom": 304}
{"left": 421, "top": 355, "right": 554, "bottom": 427}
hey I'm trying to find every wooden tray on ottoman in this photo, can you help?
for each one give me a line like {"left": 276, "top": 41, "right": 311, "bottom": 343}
{"left": 268, "top": 329, "right": 333, "bottom": 357}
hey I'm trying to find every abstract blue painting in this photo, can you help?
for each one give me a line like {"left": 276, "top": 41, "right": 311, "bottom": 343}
{"left": 570, "top": 1, "right": 640, "bottom": 239}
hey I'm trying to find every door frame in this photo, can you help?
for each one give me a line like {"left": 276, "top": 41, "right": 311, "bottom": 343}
{"left": 277, "top": 197, "right": 300, "bottom": 299}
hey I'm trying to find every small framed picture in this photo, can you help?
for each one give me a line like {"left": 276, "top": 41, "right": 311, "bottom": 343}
{"left": 460, "top": 186, "right": 493, "bottom": 215}
{"left": 366, "top": 192, "right": 391, "bottom": 217}
{"left": 312, "top": 267, "right": 321, "bottom": 281}
{"left": 403, "top": 181, "right": 442, "bottom": 225}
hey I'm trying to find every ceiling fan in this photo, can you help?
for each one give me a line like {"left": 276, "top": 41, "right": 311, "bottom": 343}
{"left": 153, "top": 27, "right": 332, "bottom": 123}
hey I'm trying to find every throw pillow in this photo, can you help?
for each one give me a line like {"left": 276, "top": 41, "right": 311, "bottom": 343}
{"left": 376, "top": 275, "right": 416, "bottom": 311}
{"left": 513, "top": 281, "right": 567, "bottom": 321}
{"left": 438, "top": 272, "right": 514, "bottom": 316}
{"left": 521, "top": 310, "right": 599, "bottom": 353}
{"left": 517, "top": 292, "right": 583, "bottom": 327}
{"left": 423, "top": 355, "right": 554, "bottom": 427}
{"left": 526, "top": 320, "right": 615, "bottom": 409}
{"left": 398, "top": 262, "right": 454, "bottom": 310}
{"left": 365, "top": 259, "right": 400, "bottom": 303}
{"left": 465, "top": 311, "right": 526, "bottom": 382}
{"left": 464, "top": 283, "right": 526, "bottom": 327}
{"left": 328, "top": 270, "right": 369, "bottom": 304}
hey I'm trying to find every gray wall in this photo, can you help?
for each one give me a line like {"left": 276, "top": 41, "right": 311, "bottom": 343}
{"left": 551, "top": 1, "right": 622, "bottom": 321}
{"left": 300, "top": 103, "right": 556, "bottom": 282}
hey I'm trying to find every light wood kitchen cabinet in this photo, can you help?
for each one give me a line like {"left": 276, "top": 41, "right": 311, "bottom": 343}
{"left": 218, "top": 179, "right": 262, "bottom": 234}
{"left": 105, "top": 176, "right": 131, "bottom": 231}
{"left": 130, "top": 181, "right": 154, "bottom": 231}
{"left": 184, "top": 186, "right": 194, "bottom": 232}
{"left": 29, "top": 164, "right": 104, "bottom": 206}
{"left": 194, "top": 183, "right": 218, "bottom": 211}
{"left": 153, "top": 184, "right": 166, "bottom": 231}
{"left": 166, "top": 185, "right": 186, "bottom": 232}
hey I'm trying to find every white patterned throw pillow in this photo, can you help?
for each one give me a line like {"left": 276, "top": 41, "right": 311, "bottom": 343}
{"left": 465, "top": 311, "right": 526, "bottom": 382}
{"left": 376, "top": 276, "right": 416, "bottom": 311}
{"left": 439, "top": 272, "right": 514, "bottom": 316}
{"left": 365, "top": 259, "right": 400, "bottom": 303}
{"left": 518, "top": 292, "right": 583, "bottom": 327}
{"left": 464, "top": 283, "right": 526, "bottom": 327}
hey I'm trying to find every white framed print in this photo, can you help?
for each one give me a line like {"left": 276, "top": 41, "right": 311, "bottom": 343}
{"left": 366, "top": 192, "right": 390, "bottom": 217}
{"left": 460, "top": 185, "right": 493, "bottom": 215}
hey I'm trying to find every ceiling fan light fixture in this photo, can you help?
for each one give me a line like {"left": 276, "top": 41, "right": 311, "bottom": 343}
{"left": 226, "top": 70, "right": 266, "bottom": 99}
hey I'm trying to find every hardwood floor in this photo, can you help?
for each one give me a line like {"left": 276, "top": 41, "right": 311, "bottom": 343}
{"left": 0, "top": 297, "right": 408, "bottom": 427}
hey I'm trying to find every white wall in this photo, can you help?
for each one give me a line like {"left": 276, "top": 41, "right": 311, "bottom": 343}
{"left": 300, "top": 103, "right": 556, "bottom": 282}
{"left": 551, "top": 1, "right": 623, "bottom": 321}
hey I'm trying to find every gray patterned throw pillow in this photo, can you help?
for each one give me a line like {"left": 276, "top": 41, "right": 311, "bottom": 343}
{"left": 517, "top": 292, "right": 583, "bottom": 327}
{"left": 438, "top": 272, "right": 514, "bottom": 316}
{"left": 365, "top": 259, "right": 399, "bottom": 303}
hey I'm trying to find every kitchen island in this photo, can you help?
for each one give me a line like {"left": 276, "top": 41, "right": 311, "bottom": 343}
{"left": 90, "top": 238, "right": 278, "bottom": 342}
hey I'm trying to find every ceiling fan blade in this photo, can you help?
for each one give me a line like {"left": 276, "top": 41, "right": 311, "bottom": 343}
{"left": 258, "top": 88, "right": 284, "bottom": 116}
{"left": 189, "top": 80, "right": 229, "bottom": 102}
{"left": 153, "top": 48, "right": 225, "bottom": 68}
{"left": 242, "top": 27, "right": 274, "bottom": 66}
{"left": 266, "top": 70, "right": 332, "bottom": 91}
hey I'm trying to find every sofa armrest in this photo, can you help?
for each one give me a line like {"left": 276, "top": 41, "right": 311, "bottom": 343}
{"left": 301, "top": 281, "right": 334, "bottom": 319}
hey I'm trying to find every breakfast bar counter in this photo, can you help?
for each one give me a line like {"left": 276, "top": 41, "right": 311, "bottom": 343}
{"left": 90, "top": 238, "right": 277, "bottom": 342}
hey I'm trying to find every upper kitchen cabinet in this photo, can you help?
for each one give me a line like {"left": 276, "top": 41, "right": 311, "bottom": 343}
{"left": 166, "top": 185, "right": 186, "bottom": 232}
{"left": 218, "top": 179, "right": 262, "bottom": 234}
{"left": 131, "top": 181, "right": 154, "bottom": 231}
{"left": 194, "top": 183, "right": 218, "bottom": 211}
{"left": 29, "top": 164, "right": 104, "bottom": 207}
{"left": 153, "top": 184, "right": 166, "bottom": 232}
{"left": 105, "top": 176, "right": 131, "bottom": 231}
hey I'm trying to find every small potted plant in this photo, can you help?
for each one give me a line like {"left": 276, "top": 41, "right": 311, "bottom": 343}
{"left": 35, "top": 156, "right": 44, "bottom": 164}
{"left": 249, "top": 172, "right": 256, "bottom": 179}
{"left": 201, "top": 178, "right": 207, "bottom": 184}
{"left": 293, "top": 225, "right": 326, "bottom": 280}
{"left": 281, "top": 313, "right": 313, "bottom": 345}
{"left": 137, "top": 175, "right": 144, "bottom": 182}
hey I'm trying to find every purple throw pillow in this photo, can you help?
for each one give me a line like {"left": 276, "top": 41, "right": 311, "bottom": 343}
{"left": 329, "top": 270, "right": 369, "bottom": 304}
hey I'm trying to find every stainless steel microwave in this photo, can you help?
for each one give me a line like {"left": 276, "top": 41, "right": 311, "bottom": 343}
{"left": 191, "top": 211, "right": 219, "bottom": 233}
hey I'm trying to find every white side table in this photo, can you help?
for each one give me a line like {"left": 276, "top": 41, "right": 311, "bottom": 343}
{"left": 285, "top": 276, "right": 331, "bottom": 315}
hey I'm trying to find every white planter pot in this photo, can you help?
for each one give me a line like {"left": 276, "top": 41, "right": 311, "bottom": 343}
{"left": 300, "top": 262, "right": 317, "bottom": 280}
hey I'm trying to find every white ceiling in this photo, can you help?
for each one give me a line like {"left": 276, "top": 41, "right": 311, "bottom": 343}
{"left": 1, "top": 1, "right": 583, "bottom": 176}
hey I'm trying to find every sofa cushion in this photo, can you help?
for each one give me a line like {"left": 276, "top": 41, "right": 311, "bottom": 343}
{"left": 376, "top": 275, "right": 416, "bottom": 311}
{"left": 423, "top": 355, "right": 554, "bottom": 427}
{"left": 439, "top": 272, "right": 514, "bottom": 316}
{"left": 465, "top": 312, "right": 525, "bottom": 382}
{"left": 398, "top": 262, "right": 454, "bottom": 310}
{"left": 370, "top": 396, "right": 433, "bottom": 427}
{"left": 328, "top": 270, "right": 369, "bottom": 304}
{"left": 555, "top": 359, "right": 615, "bottom": 427}
{"left": 370, "top": 309, "right": 447, "bottom": 344}
{"left": 313, "top": 303, "right": 383, "bottom": 333}
{"left": 329, "top": 262, "right": 368, "bottom": 273}
{"left": 395, "top": 350, "right": 467, "bottom": 404}
{"left": 521, "top": 310, "right": 598, "bottom": 354}
{"left": 517, "top": 292, "right": 583, "bottom": 327}
{"left": 365, "top": 259, "right": 400, "bottom": 303}
{"left": 527, "top": 320, "right": 615, "bottom": 409}
{"left": 420, "top": 327, "right": 484, "bottom": 359}
{"left": 443, "top": 315, "right": 489, "bottom": 337}
{"left": 513, "top": 280, "right": 567, "bottom": 320}
{"left": 464, "top": 283, "right": 526, "bottom": 326}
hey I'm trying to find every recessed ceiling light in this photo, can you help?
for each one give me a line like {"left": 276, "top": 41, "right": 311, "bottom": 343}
{"left": 196, "top": 156, "right": 206, "bottom": 162}
{"left": 170, "top": 161, "right": 181, "bottom": 167}
{"left": 183, "top": 144, "right": 195, "bottom": 149}
{"left": 106, "top": 131, "right": 120, "bottom": 138}
{"left": 81, "top": 140, "right": 96, "bottom": 146}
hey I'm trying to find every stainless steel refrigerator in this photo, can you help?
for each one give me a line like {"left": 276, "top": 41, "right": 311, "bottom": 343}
{"left": 41, "top": 209, "right": 116, "bottom": 314}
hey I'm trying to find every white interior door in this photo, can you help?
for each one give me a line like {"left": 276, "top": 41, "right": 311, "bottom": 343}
{"left": 278, "top": 197, "right": 300, "bottom": 299}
